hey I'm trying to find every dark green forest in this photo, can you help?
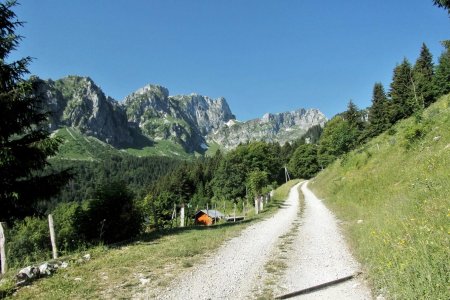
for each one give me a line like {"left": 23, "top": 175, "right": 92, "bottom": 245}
{"left": 48, "top": 156, "right": 180, "bottom": 205}
{"left": 1, "top": 0, "right": 449, "bottom": 268}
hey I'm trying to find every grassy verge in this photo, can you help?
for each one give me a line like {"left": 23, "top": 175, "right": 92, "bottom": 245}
{"left": 1, "top": 180, "right": 300, "bottom": 299}
{"left": 310, "top": 95, "right": 450, "bottom": 299}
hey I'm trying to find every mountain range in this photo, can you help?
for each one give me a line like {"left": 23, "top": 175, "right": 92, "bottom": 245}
{"left": 35, "top": 75, "right": 327, "bottom": 157}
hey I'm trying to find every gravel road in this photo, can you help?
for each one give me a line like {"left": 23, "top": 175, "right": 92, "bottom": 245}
{"left": 142, "top": 181, "right": 372, "bottom": 299}
{"left": 273, "top": 182, "right": 372, "bottom": 299}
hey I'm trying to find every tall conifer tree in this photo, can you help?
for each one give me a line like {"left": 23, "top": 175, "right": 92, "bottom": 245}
{"left": 434, "top": 40, "right": 450, "bottom": 97}
{"left": 343, "top": 100, "right": 363, "bottom": 130}
{"left": 413, "top": 43, "right": 435, "bottom": 107}
{"left": 389, "top": 58, "right": 417, "bottom": 123}
{"left": 0, "top": 1, "right": 69, "bottom": 221}
{"left": 432, "top": 0, "right": 450, "bottom": 14}
{"left": 368, "top": 82, "right": 390, "bottom": 137}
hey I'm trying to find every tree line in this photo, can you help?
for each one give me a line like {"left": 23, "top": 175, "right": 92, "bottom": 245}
{"left": 288, "top": 40, "right": 450, "bottom": 178}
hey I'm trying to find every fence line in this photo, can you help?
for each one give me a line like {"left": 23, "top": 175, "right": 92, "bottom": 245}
{"left": 2, "top": 192, "right": 273, "bottom": 272}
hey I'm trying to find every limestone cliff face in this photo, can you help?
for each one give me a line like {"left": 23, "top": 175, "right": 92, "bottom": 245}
{"left": 123, "top": 84, "right": 235, "bottom": 152}
{"left": 35, "top": 76, "right": 133, "bottom": 147}
{"left": 36, "top": 75, "right": 327, "bottom": 153}
{"left": 169, "top": 94, "right": 235, "bottom": 136}
{"left": 37, "top": 76, "right": 235, "bottom": 152}
{"left": 206, "top": 108, "right": 327, "bottom": 149}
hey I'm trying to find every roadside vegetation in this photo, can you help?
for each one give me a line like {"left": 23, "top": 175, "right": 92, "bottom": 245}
{"left": 0, "top": 180, "right": 299, "bottom": 299}
{"left": 310, "top": 94, "right": 450, "bottom": 299}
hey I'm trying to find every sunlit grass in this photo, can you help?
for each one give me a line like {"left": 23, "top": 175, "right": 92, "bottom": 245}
{"left": 53, "top": 127, "right": 196, "bottom": 160}
{"left": 310, "top": 94, "right": 450, "bottom": 299}
{"left": 124, "top": 140, "right": 196, "bottom": 159}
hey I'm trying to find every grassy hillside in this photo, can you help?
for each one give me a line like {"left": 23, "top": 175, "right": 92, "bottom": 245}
{"left": 1, "top": 180, "right": 300, "bottom": 299}
{"left": 53, "top": 127, "right": 195, "bottom": 160}
{"left": 124, "top": 140, "right": 199, "bottom": 159}
{"left": 310, "top": 94, "right": 450, "bottom": 299}
{"left": 54, "top": 127, "right": 122, "bottom": 160}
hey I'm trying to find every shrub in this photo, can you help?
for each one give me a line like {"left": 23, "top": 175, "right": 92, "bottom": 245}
{"left": 52, "top": 201, "right": 88, "bottom": 253}
{"left": 402, "top": 120, "right": 430, "bottom": 150}
{"left": 288, "top": 144, "right": 320, "bottom": 179}
{"left": 6, "top": 217, "right": 51, "bottom": 266}
{"left": 79, "top": 181, "right": 143, "bottom": 244}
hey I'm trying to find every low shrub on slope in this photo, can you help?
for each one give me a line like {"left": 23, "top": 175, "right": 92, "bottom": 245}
{"left": 310, "top": 94, "right": 450, "bottom": 299}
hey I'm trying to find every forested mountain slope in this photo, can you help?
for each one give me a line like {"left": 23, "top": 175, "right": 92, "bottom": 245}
{"left": 310, "top": 94, "right": 450, "bottom": 299}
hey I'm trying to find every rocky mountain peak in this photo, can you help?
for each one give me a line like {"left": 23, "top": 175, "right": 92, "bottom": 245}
{"left": 35, "top": 76, "right": 134, "bottom": 147}
{"left": 35, "top": 75, "right": 327, "bottom": 154}
{"left": 207, "top": 108, "right": 327, "bottom": 149}
{"left": 127, "top": 84, "right": 169, "bottom": 99}
{"left": 123, "top": 85, "right": 236, "bottom": 152}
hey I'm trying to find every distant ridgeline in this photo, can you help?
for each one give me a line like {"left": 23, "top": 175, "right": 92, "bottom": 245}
{"left": 33, "top": 75, "right": 327, "bottom": 158}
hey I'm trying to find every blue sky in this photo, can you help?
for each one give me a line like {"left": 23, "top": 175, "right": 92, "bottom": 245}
{"left": 11, "top": 0, "right": 450, "bottom": 120}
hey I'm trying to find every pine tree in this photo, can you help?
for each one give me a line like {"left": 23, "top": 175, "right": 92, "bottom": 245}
{"left": 0, "top": 1, "right": 70, "bottom": 221}
{"left": 432, "top": 0, "right": 450, "bottom": 14}
{"left": 389, "top": 58, "right": 417, "bottom": 123}
{"left": 368, "top": 82, "right": 390, "bottom": 137}
{"left": 343, "top": 100, "right": 363, "bottom": 130}
{"left": 413, "top": 43, "right": 435, "bottom": 107}
{"left": 434, "top": 40, "right": 450, "bottom": 97}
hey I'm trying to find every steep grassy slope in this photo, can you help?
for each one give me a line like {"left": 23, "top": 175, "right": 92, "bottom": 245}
{"left": 53, "top": 127, "right": 123, "bottom": 160}
{"left": 53, "top": 127, "right": 196, "bottom": 160}
{"left": 310, "top": 94, "right": 450, "bottom": 299}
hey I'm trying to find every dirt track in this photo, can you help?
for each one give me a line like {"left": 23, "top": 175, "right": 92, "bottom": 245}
{"left": 139, "top": 182, "right": 372, "bottom": 299}
{"left": 273, "top": 182, "right": 372, "bottom": 299}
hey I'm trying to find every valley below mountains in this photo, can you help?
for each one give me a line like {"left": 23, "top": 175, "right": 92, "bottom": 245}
{"left": 35, "top": 76, "right": 327, "bottom": 157}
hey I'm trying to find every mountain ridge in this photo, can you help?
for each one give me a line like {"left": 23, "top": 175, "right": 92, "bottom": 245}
{"left": 34, "top": 75, "right": 327, "bottom": 157}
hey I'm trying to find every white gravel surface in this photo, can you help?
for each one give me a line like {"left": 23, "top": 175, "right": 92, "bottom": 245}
{"left": 273, "top": 182, "right": 372, "bottom": 299}
{"left": 141, "top": 181, "right": 372, "bottom": 299}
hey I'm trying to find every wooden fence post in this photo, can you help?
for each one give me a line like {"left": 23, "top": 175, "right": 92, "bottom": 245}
{"left": 233, "top": 203, "right": 236, "bottom": 222}
{"left": 171, "top": 203, "right": 177, "bottom": 228}
{"left": 48, "top": 214, "right": 58, "bottom": 259}
{"left": 180, "top": 204, "right": 185, "bottom": 228}
{"left": 0, "top": 222, "right": 7, "bottom": 274}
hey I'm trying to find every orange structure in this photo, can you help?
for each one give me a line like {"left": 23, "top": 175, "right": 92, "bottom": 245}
{"left": 194, "top": 210, "right": 224, "bottom": 226}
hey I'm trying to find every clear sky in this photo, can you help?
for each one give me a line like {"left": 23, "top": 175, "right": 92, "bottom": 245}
{"left": 10, "top": 0, "right": 450, "bottom": 120}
